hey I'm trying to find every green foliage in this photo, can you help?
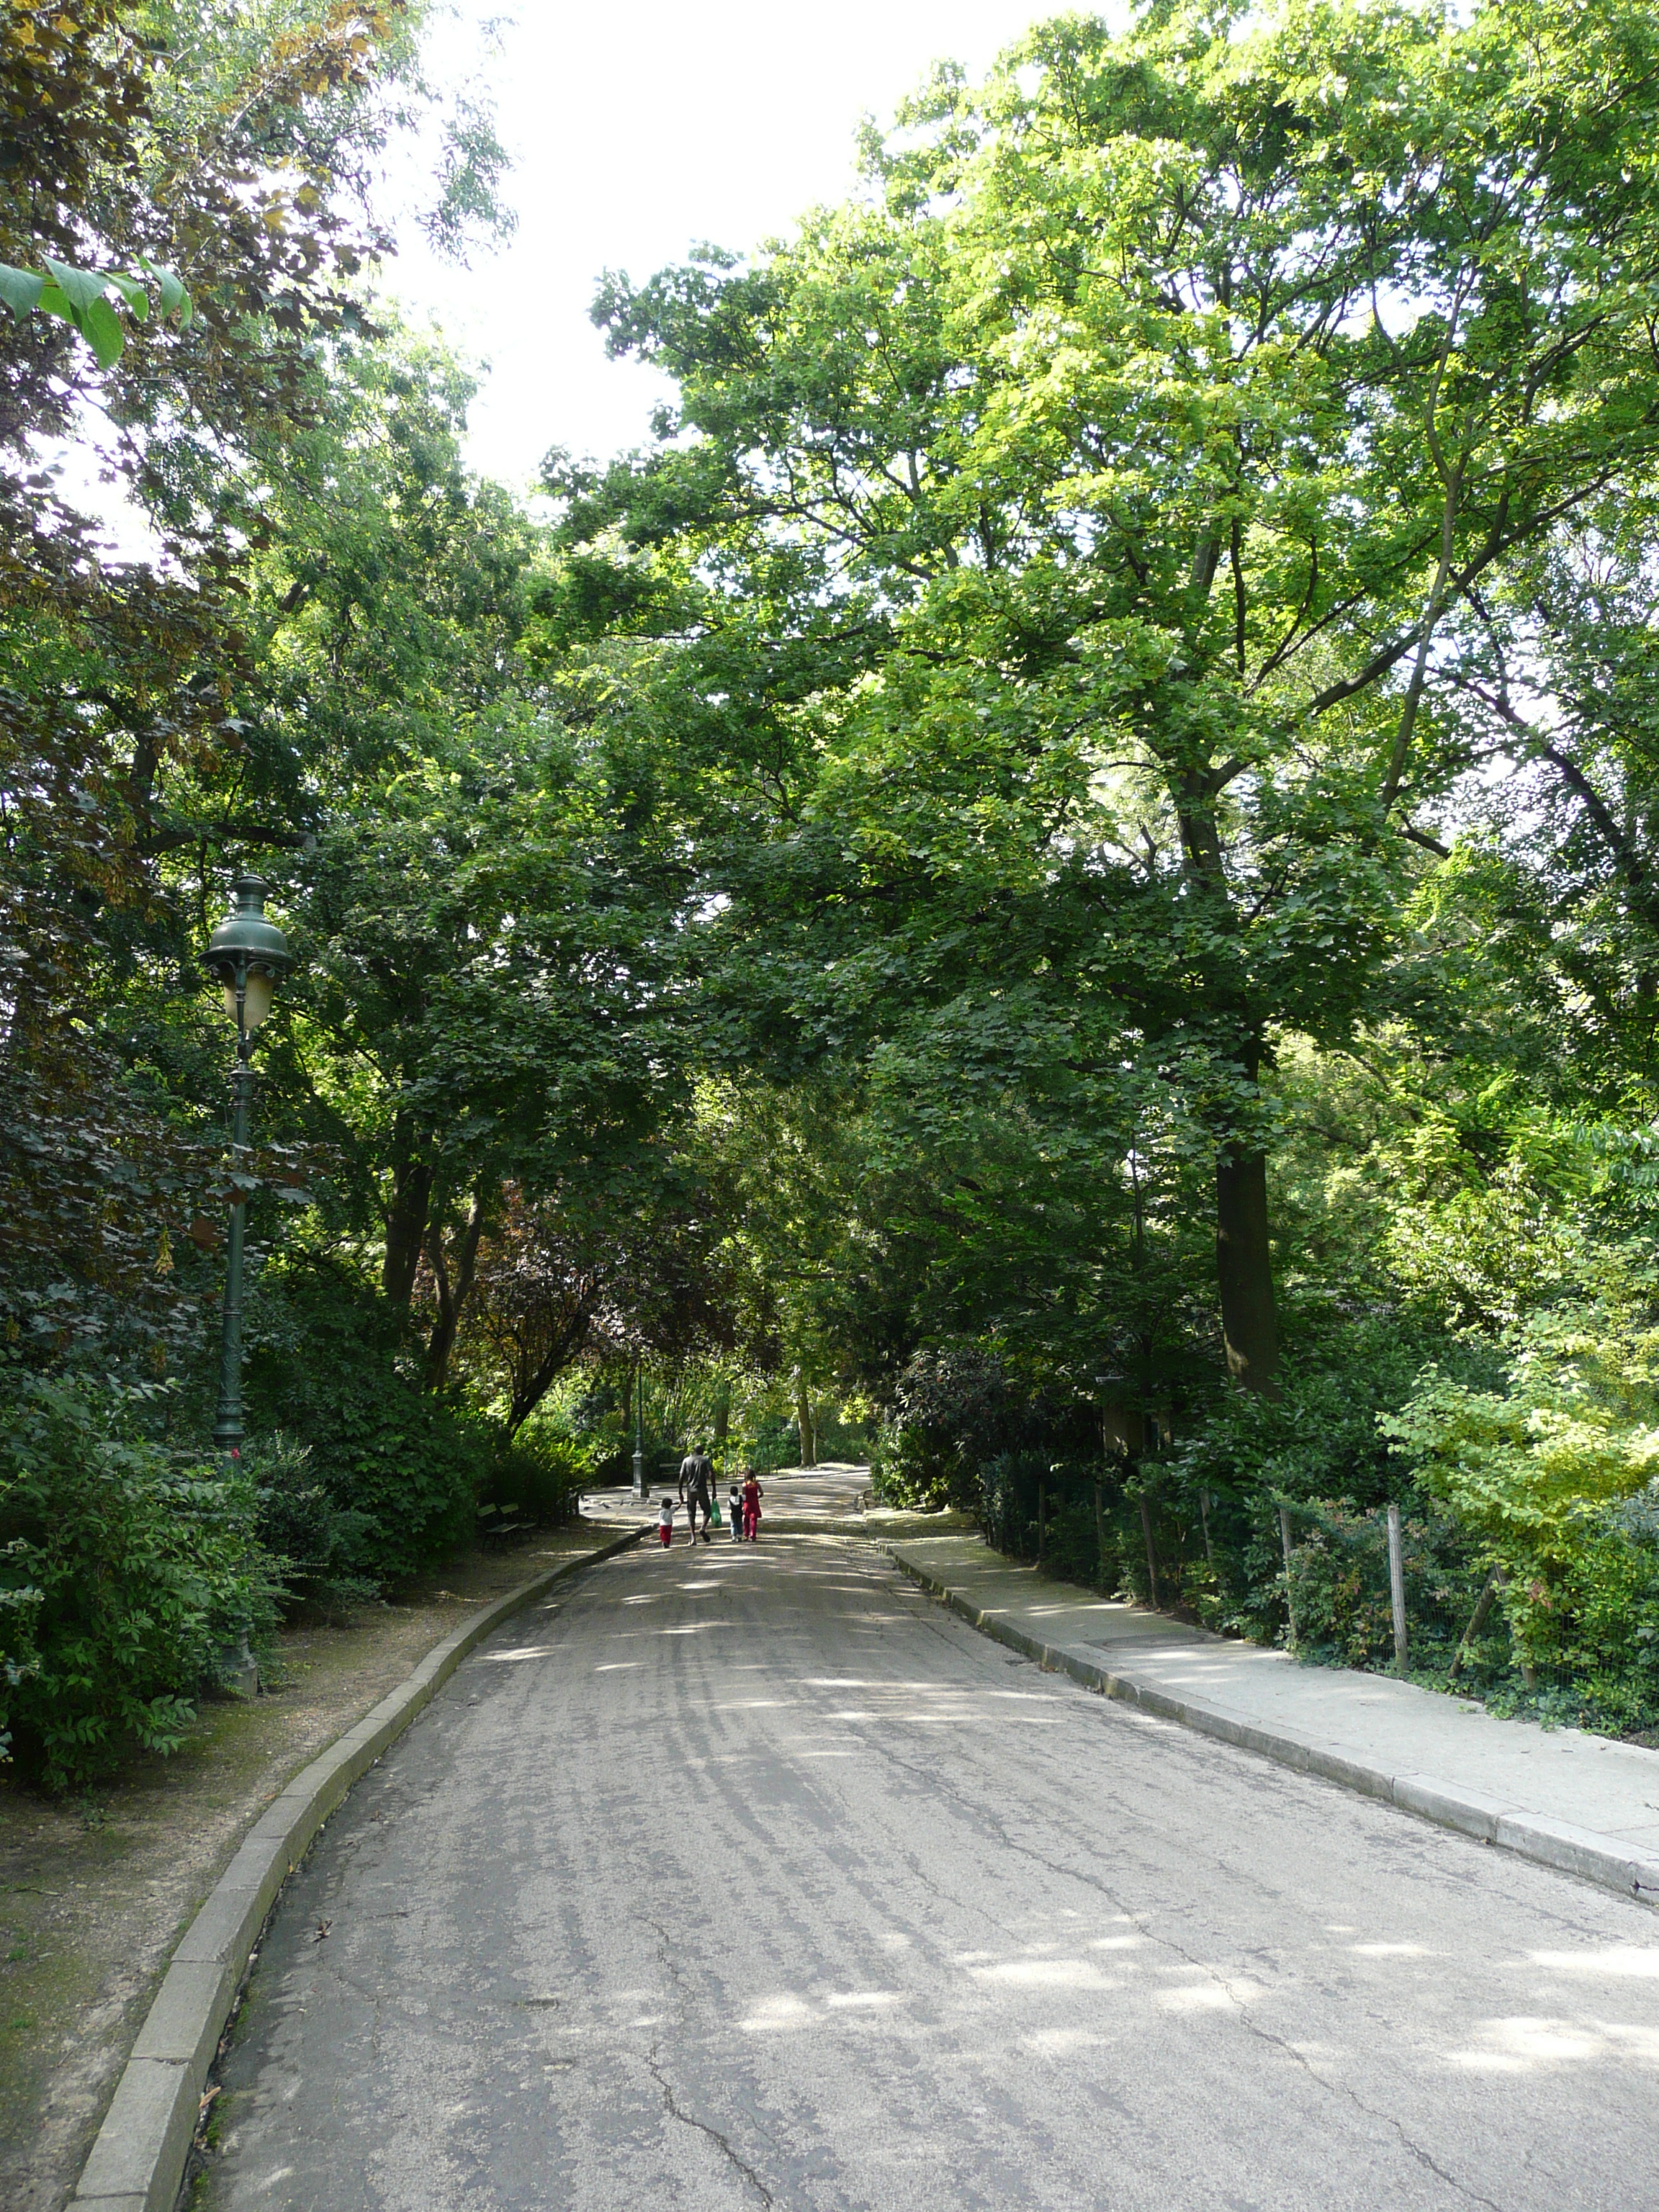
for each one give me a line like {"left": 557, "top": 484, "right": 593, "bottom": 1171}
{"left": 567, "top": 0, "right": 1659, "bottom": 1399}
{"left": 1384, "top": 1296, "right": 1659, "bottom": 1706}
{"left": 1512, "top": 1506, "right": 1659, "bottom": 1733}
{"left": 872, "top": 1345, "right": 1035, "bottom": 1511}
{"left": 241, "top": 1265, "right": 482, "bottom": 1586}
{"left": 0, "top": 251, "right": 190, "bottom": 367}
{"left": 1041, "top": 1496, "right": 1114, "bottom": 1593}
{"left": 738, "top": 1413, "right": 793, "bottom": 1475}
{"left": 976, "top": 1452, "right": 1055, "bottom": 1556}
{"left": 0, "top": 1372, "right": 276, "bottom": 1790}
{"left": 244, "top": 1431, "right": 377, "bottom": 1621}
{"left": 480, "top": 1428, "right": 593, "bottom": 1529}
{"left": 1282, "top": 1498, "right": 1483, "bottom": 1673}
{"left": 19, "top": 0, "right": 1659, "bottom": 1766}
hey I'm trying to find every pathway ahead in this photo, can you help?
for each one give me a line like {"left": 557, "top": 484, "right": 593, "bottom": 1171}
{"left": 204, "top": 1536, "right": 1659, "bottom": 2211}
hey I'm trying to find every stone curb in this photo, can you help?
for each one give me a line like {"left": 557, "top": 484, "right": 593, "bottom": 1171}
{"left": 886, "top": 1545, "right": 1659, "bottom": 1914}
{"left": 72, "top": 1524, "right": 649, "bottom": 2212}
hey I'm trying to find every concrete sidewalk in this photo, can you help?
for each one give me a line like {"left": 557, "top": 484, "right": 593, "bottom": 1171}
{"left": 888, "top": 1533, "right": 1659, "bottom": 1907}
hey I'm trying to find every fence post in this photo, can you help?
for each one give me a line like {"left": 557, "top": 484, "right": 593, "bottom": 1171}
{"left": 1386, "top": 1502, "right": 1408, "bottom": 1671}
{"left": 1278, "top": 1504, "right": 1298, "bottom": 1650}
{"left": 1037, "top": 1478, "right": 1046, "bottom": 1563}
{"left": 1141, "top": 1495, "right": 1160, "bottom": 1610}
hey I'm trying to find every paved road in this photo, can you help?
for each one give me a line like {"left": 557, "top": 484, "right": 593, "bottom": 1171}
{"left": 203, "top": 1537, "right": 1659, "bottom": 2211}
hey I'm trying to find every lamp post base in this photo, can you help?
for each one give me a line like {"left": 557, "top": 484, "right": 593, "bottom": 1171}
{"left": 212, "top": 1637, "right": 261, "bottom": 1699}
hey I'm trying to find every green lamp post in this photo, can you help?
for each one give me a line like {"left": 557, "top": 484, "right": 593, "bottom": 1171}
{"left": 204, "top": 876, "right": 294, "bottom": 1459}
{"left": 632, "top": 1361, "right": 646, "bottom": 1498}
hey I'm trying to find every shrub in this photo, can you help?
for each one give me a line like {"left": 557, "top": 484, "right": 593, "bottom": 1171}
{"left": 876, "top": 1341, "right": 1098, "bottom": 1513}
{"left": 976, "top": 1449, "right": 1049, "bottom": 1551}
{"left": 875, "top": 1344, "right": 1021, "bottom": 1511}
{"left": 1383, "top": 1300, "right": 1659, "bottom": 1719}
{"left": 1282, "top": 1497, "right": 1483, "bottom": 1672}
{"left": 1041, "top": 1493, "right": 1110, "bottom": 1588}
{"left": 0, "top": 1372, "right": 276, "bottom": 1790}
{"left": 871, "top": 1421, "right": 943, "bottom": 1507}
{"left": 480, "top": 1428, "right": 593, "bottom": 1527}
{"left": 245, "top": 1431, "right": 377, "bottom": 1620}
{"left": 241, "top": 1264, "right": 482, "bottom": 1586}
{"left": 746, "top": 1411, "right": 801, "bottom": 1473}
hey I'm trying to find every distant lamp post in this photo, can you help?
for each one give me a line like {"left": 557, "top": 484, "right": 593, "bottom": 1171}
{"left": 632, "top": 1362, "right": 646, "bottom": 1499}
{"left": 204, "top": 876, "right": 293, "bottom": 1459}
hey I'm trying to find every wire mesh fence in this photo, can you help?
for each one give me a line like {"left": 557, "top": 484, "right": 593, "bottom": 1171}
{"left": 1279, "top": 1493, "right": 1659, "bottom": 1725}
{"left": 1279, "top": 1499, "right": 1492, "bottom": 1676}
{"left": 971, "top": 1451, "right": 1659, "bottom": 1733}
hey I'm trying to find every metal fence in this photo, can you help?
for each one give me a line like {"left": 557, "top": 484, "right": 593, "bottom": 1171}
{"left": 974, "top": 1455, "right": 1659, "bottom": 1728}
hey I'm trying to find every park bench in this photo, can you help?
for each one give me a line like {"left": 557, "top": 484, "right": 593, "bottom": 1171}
{"left": 476, "top": 1502, "right": 531, "bottom": 1548}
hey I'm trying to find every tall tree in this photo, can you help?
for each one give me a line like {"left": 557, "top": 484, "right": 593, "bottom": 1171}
{"left": 0, "top": 2, "right": 486, "bottom": 1364}
{"left": 559, "top": 0, "right": 1659, "bottom": 1395}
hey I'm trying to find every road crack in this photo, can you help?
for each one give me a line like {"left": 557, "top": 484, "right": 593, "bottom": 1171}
{"left": 646, "top": 2053, "right": 775, "bottom": 2207}
{"left": 1213, "top": 2000, "right": 1506, "bottom": 2212}
{"left": 640, "top": 1912, "right": 775, "bottom": 2206}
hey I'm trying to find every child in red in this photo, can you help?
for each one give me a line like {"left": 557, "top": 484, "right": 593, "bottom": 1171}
{"left": 740, "top": 1472, "right": 763, "bottom": 1542}
{"left": 657, "top": 1496, "right": 675, "bottom": 1547}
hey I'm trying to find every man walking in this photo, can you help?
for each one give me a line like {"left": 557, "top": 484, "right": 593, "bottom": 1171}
{"left": 678, "top": 1441, "right": 715, "bottom": 1545}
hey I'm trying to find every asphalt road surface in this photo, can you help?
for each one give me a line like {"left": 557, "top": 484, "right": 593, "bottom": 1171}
{"left": 202, "top": 1536, "right": 1659, "bottom": 2211}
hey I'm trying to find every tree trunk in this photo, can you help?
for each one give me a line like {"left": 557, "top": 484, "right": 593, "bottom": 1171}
{"left": 382, "top": 1118, "right": 433, "bottom": 1314}
{"left": 1448, "top": 1568, "right": 1499, "bottom": 1681}
{"left": 795, "top": 1370, "right": 816, "bottom": 1468}
{"left": 713, "top": 1387, "right": 730, "bottom": 1477}
{"left": 1215, "top": 1134, "right": 1280, "bottom": 1395}
{"left": 1214, "top": 1037, "right": 1280, "bottom": 1398}
{"left": 1139, "top": 1495, "right": 1159, "bottom": 1609}
{"left": 1173, "top": 781, "right": 1282, "bottom": 1399}
{"left": 423, "top": 1184, "right": 488, "bottom": 1392}
{"left": 506, "top": 1298, "right": 596, "bottom": 1435}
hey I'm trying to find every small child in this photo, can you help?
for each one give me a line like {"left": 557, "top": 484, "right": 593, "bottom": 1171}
{"left": 657, "top": 1495, "right": 675, "bottom": 1548}
{"left": 728, "top": 1477, "right": 743, "bottom": 1543}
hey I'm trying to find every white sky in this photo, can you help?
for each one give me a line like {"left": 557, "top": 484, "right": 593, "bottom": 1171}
{"left": 58, "top": 0, "right": 1075, "bottom": 553}
{"left": 387, "top": 0, "right": 1072, "bottom": 490}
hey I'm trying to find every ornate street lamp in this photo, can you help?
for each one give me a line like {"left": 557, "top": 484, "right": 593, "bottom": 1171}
{"left": 204, "top": 876, "right": 294, "bottom": 1458}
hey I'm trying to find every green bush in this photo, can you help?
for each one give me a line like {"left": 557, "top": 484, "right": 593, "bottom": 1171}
{"left": 0, "top": 1372, "right": 276, "bottom": 1790}
{"left": 1041, "top": 1494, "right": 1110, "bottom": 1588}
{"left": 976, "top": 1449, "right": 1048, "bottom": 1550}
{"left": 874, "top": 1343, "right": 1028, "bottom": 1511}
{"left": 1283, "top": 1498, "right": 1484, "bottom": 1673}
{"left": 1382, "top": 1299, "right": 1659, "bottom": 1723}
{"left": 245, "top": 1431, "right": 377, "bottom": 1621}
{"left": 241, "top": 1265, "right": 482, "bottom": 1586}
{"left": 871, "top": 1420, "right": 956, "bottom": 1507}
{"left": 747, "top": 1412, "right": 801, "bottom": 1473}
{"left": 480, "top": 1428, "right": 594, "bottom": 1527}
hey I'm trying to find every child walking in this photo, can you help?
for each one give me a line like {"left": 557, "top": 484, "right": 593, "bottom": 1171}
{"left": 740, "top": 1470, "right": 763, "bottom": 1542}
{"left": 728, "top": 1475, "right": 743, "bottom": 1543}
{"left": 657, "top": 1494, "right": 675, "bottom": 1548}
